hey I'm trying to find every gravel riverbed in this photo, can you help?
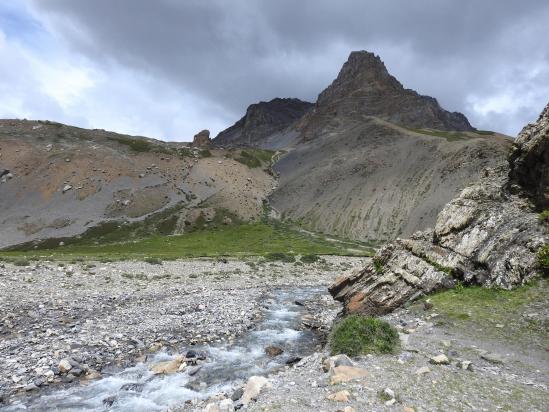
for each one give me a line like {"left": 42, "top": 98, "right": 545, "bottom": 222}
{"left": 0, "top": 256, "right": 364, "bottom": 407}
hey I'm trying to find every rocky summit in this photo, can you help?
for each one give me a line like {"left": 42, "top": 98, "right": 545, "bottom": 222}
{"left": 213, "top": 98, "right": 313, "bottom": 149}
{"left": 297, "top": 51, "right": 473, "bottom": 141}
{"left": 330, "top": 102, "right": 549, "bottom": 315}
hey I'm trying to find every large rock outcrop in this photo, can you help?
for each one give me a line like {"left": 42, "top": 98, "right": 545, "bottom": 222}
{"left": 213, "top": 98, "right": 313, "bottom": 149}
{"left": 330, "top": 102, "right": 549, "bottom": 315}
{"left": 508, "top": 103, "right": 549, "bottom": 209}
{"left": 192, "top": 129, "right": 211, "bottom": 147}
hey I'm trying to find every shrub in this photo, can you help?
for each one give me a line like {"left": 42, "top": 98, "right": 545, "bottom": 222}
{"left": 264, "top": 252, "right": 296, "bottom": 263}
{"left": 144, "top": 257, "right": 162, "bottom": 265}
{"left": 301, "top": 254, "right": 321, "bottom": 264}
{"left": 329, "top": 315, "right": 399, "bottom": 357}
{"left": 236, "top": 150, "right": 262, "bottom": 168}
{"left": 538, "top": 244, "right": 549, "bottom": 276}
{"left": 373, "top": 256, "right": 384, "bottom": 274}
{"left": 539, "top": 210, "right": 549, "bottom": 224}
{"left": 13, "top": 258, "right": 31, "bottom": 267}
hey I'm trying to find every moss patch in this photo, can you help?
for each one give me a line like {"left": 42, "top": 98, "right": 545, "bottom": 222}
{"left": 235, "top": 149, "right": 274, "bottom": 169}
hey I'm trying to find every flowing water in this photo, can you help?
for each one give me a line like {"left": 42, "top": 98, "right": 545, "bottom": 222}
{"left": 6, "top": 287, "right": 325, "bottom": 411}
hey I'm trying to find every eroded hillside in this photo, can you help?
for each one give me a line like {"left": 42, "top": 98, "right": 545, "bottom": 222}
{"left": 0, "top": 120, "right": 275, "bottom": 249}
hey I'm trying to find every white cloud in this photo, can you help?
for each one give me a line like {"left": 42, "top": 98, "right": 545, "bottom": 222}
{"left": 0, "top": 16, "right": 232, "bottom": 141}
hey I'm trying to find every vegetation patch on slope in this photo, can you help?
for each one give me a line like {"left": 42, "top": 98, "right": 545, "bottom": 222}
{"left": 235, "top": 149, "right": 274, "bottom": 168}
{"left": 0, "top": 222, "right": 372, "bottom": 261}
{"left": 404, "top": 127, "right": 495, "bottom": 142}
{"left": 413, "top": 279, "right": 548, "bottom": 347}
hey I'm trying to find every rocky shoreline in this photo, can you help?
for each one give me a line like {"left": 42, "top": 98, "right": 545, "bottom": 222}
{"left": 0, "top": 256, "right": 364, "bottom": 407}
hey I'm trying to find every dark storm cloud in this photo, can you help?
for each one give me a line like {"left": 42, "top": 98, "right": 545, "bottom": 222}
{"left": 26, "top": 0, "right": 549, "bottom": 136}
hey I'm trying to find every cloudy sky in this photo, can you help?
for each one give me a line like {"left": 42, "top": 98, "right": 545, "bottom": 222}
{"left": 1, "top": 0, "right": 548, "bottom": 141}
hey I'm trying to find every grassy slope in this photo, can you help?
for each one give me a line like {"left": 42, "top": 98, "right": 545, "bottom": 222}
{"left": 0, "top": 222, "right": 374, "bottom": 261}
{"left": 412, "top": 279, "right": 548, "bottom": 348}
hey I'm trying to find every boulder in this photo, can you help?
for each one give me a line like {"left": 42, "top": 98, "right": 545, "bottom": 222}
{"left": 322, "top": 354, "right": 354, "bottom": 372}
{"left": 149, "top": 355, "right": 185, "bottom": 374}
{"left": 329, "top": 365, "right": 368, "bottom": 385}
{"left": 241, "top": 376, "right": 271, "bottom": 405}
{"left": 192, "top": 129, "right": 211, "bottom": 147}
{"left": 429, "top": 354, "right": 450, "bottom": 365}
{"left": 264, "top": 345, "right": 284, "bottom": 357}
{"left": 326, "top": 390, "right": 350, "bottom": 402}
{"left": 58, "top": 359, "right": 72, "bottom": 374}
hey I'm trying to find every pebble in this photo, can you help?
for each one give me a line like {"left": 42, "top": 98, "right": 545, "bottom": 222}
{"left": 481, "top": 352, "right": 505, "bottom": 364}
{"left": 429, "top": 354, "right": 450, "bottom": 365}
{"left": 326, "top": 389, "right": 350, "bottom": 402}
{"left": 58, "top": 359, "right": 72, "bottom": 374}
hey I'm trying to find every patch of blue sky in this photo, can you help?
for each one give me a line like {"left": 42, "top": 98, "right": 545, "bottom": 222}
{"left": 0, "top": 1, "right": 50, "bottom": 49}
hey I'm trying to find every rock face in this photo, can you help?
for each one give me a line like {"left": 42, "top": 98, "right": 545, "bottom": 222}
{"left": 330, "top": 102, "right": 549, "bottom": 315}
{"left": 192, "top": 129, "right": 211, "bottom": 147}
{"left": 213, "top": 98, "right": 313, "bottom": 148}
{"left": 297, "top": 51, "right": 473, "bottom": 141}
{"left": 509, "top": 103, "right": 549, "bottom": 209}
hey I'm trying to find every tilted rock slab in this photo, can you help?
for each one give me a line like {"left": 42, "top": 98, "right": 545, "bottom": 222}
{"left": 330, "top": 102, "right": 549, "bottom": 315}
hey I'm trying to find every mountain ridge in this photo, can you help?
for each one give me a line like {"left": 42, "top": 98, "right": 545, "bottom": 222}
{"left": 213, "top": 97, "right": 313, "bottom": 148}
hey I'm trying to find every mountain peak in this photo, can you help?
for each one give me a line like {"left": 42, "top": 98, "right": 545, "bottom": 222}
{"left": 312, "top": 50, "right": 473, "bottom": 132}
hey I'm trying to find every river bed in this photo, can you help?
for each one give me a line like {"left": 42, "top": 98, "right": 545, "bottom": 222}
{"left": 5, "top": 287, "right": 326, "bottom": 411}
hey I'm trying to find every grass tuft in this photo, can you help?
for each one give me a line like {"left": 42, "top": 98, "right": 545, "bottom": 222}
{"left": 265, "top": 252, "right": 296, "bottom": 263}
{"left": 538, "top": 244, "right": 549, "bottom": 276}
{"left": 329, "top": 315, "right": 399, "bottom": 357}
{"left": 300, "top": 254, "right": 323, "bottom": 264}
{"left": 13, "top": 258, "right": 31, "bottom": 267}
{"left": 144, "top": 257, "right": 163, "bottom": 265}
{"left": 373, "top": 256, "right": 384, "bottom": 274}
{"left": 539, "top": 210, "right": 549, "bottom": 224}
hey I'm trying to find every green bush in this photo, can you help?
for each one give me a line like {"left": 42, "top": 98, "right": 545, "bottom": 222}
{"left": 329, "top": 315, "right": 399, "bottom": 357}
{"left": 13, "top": 258, "right": 31, "bottom": 267}
{"left": 301, "top": 254, "right": 322, "bottom": 264}
{"left": 264, "top": 252, "right": 296, "bottom": 263}
{"left": 373, "top": 256, "right": 384, "bottom": 274}
{"left": 539, "top": 210, "right": 549, "bottom": 224}
{"left": 236, "top": 150, "right": 262, "bottom": 168}
{"left": 144, "top": 257, "right": 162, "bottom": 265}
{"left": 538, "top": 244, "right": 549, "bottom": 276}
